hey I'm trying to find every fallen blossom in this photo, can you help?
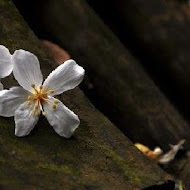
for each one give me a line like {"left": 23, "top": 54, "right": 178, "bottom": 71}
{"left": 158, "top": 139, "right": 185, "bottom": 164}
{"left": 0, "top": 50, "right": 85, "bottom": 137}
{"left": 135, "top": 139, "right": 186, "bottom": 164}
{"left": 135, "top": 143, "right": 163, "bottom": 159}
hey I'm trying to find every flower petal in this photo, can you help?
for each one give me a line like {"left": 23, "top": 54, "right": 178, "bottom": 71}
{"left": 43, "top": 97, "right": 80, "bottom": 138}
{"left": 0, "top": 45, "right": 13, "bottom": 78}
{"left": 43, "top": 59, "right": 85, "bottom": 95}
{"left": 0, "top": 82, "right": 3, "bottom": 90}
{"left": 0, "top": 87, "right": 29, "bottom": 117}
{"left": 12, "top": 50, "right": 43, "bottom": 92}
{"left": 15, "top": 101, "right": 39, "bottom": 137}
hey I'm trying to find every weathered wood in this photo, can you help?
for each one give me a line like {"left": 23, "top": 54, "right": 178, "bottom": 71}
{"left": 13, "top": 0, "right": 190, "bottom": 150}
{"left": 84, "top": 1, "right": 190, "bottom": 187}
{"left": 0, "top": 0, "right": 175, "bottom": 189}
{"left": 87, "top": 0, "right": 190, "bottom": 118}
{"left": 178, "top": 156, "right": 190, "bottom": 189}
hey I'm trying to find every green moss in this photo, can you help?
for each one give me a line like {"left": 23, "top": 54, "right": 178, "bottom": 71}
{"left": 97, "top": 143, "right": 142, "bottom": 185}
{"left": 36, "top": 162, "right": 73, "bottom": 174}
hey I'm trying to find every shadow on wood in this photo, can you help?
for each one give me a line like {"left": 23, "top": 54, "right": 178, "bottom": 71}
{"left": 87, "top": 0, "right": 190, "bottom": 121}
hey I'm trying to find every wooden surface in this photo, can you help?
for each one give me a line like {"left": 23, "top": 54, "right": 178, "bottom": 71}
{"left": 87, "top": 0, "right": 190, "bottom": 118}
{"left": 0, "top": 0, "right": 175, "bottom": 189}
{"left": 14, "top": 0, "right": 190, "bottom": 151}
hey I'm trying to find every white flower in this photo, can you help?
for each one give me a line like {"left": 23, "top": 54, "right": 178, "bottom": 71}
{"left": 0, "top": 45, "right": 14, "bottom": 90}
{"left": 0, "top": 50, "right": 85, "bottom": 137}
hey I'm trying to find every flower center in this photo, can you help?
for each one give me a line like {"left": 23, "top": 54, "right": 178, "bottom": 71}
{"left": 27, "top": 84, "right": 58, "bottom": 116}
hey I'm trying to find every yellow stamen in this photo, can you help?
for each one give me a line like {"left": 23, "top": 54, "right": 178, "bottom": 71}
{"left": 28, "top": 85, "right": 57, "bottom": 115}
{"left": 52, "top": 104, "right": 57, "bottom": 110}
{"left": 42, "top": 111, "right": 47, "bottom": 116}
{"left": 48, "top": 90, "right": 54, "bottom": 94}
{"left": 28, "top": 96, "right": 31, "bottom": 101}
{"left": 36, "top": 112, "right": 41, "bottom": 116}
{"left": 54, "top": 100, "right": 59, "bottom": 104}
{"left": 31, "top": 84, "right": 35, "bottom": 88}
